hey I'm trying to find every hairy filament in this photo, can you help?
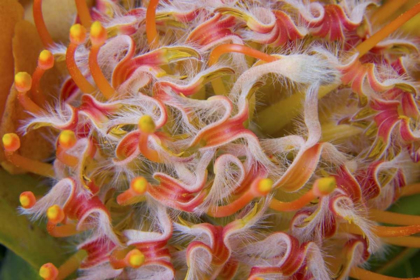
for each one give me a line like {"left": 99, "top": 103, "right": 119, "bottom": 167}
{"left": 75, "top": 0, "right": 92, "bottom": 28}
{"left": 33, "top": 0, "right": 54, "bottom": 47}
{"left": 356, "top": 3, "right": 420, "bottom": 57}
{"left": 350, "top": 266, "right": 420, "bottom": 280}
{"left": 370, "top": 209, "right": 420, "bottom": 226}
{"left": 146, "top": 0, "right": 160, "bottom": 49}
{"left": 67, "top": 24, "right": 96, "bottom": 94}
{"left": 89, "top": 21, "right": 115, "bottom": 99}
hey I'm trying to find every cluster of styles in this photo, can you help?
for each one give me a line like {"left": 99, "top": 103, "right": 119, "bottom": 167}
{"left": 3, "top": 0, "right": 420, "bottom": 279}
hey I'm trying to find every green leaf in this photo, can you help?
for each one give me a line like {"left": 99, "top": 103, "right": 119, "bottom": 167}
{"left": 0, "top": 250, "right": 39, "bottom": 280}
{"left": 0, "top": 169, "right": 67, "bottom": 270}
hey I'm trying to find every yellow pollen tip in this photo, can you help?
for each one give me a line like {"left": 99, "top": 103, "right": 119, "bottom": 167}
{"left": 38, "top": 50, "right": 54, "bottom": 70}
{"left": 257, "top": 178, "right": 273, "bottom": 195}
{"left": 314, "top": 177, "right": 336, "bottom": 196}
{"left": 19, "top": 191, "right": 36, "bottom": 209}
{"left": 138, "top": 115, "right": 156, "bottom": 134}
{"left": 58, "top": 130, "right": 77, "bottom": 149}
{"left": 14, "top": 72, "right": 32, "bottom": 92}
{"left": 90, "top": 21, "right": 107, "bottom": 45}
{"left": 2, "top": 133, "right": 21, "bottom": 152}
{"left": 39, "top": 263, "right": 58, "bottom": 280}
{"left": 47, "top": 205, "right": 65, "bottom": 224}
{"left": 131, "top": 177, "right": 148, "bottom": 194}
{"left": 70, "top": 24, "right": 87, "bottom": 44}
{"left": 127, "top": 249, "right": 145, "bottom": 268}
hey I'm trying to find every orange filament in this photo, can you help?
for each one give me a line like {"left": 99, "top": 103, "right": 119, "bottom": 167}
{"left": 373, "top": 225, "right": 420, "bottom": 237}
{"left": 89, "top": 21, "right": 115, "bottom": 100}
{"left": 19, "top": 191, "right": 37, "bottom": 209}
{"left": 56, "top": 146, "right": 79, "bottom": 167}
{"left": 31, "top": 50, "right": 54, "bottom": 106}
{"left": 47, "top": 222, "right": 79, "bottom": 237}
{"left": 40, "top": 251, "right": 86, "bottom": 280}
{"left": 208, "top": 44, "right": 278, "bottom": 66}
{"left": 47, "top": 205, "right": 65, "bottom": 224}
{"left": 401, "top": 183, "right": 420, "bottom": 197}
{"left": 370, "top": 209, "right": 420, "bottom": 226}
{"left": 383, "top": 236, "right": 420, "bottom": 248}
{"left": 2, "top": 133, "right": 21, "bottom": 152}
{"left": 146, "top": 0, "right": 160, "bottom": 49}
{"left": 56, "top": 250, "right": 87, "bottom": 280}
{"left": 350, "top": 266, "right": 420, "bottom": 280}
{"left": 33, "top": 0, "right": 54, "bottom": 48}
{"left": 3, "top": 133, "right": 55, "bottom": 177}
{"left": 138, "top": 115, "right": 161, "bottom": 162}
{"left": 67, "top": 24, "right": 96, "bottom": 94}
{"left": 269, "top": 177, "right": 336, "bottom": 212}
{"left": 356, "top": 3, "right": 420, "bottom": 58}
{"left": 117, "top": 177, "right": 149, "bottom": 205}
{"left": 126, "top": 249, "right": 146, "bottom": 268}
{"left": 207, "top": 178, "right": 273, "bottom": 218}
{"left": 75, "top": 0, "right": 92, "bottom": 28}
{"left": 371, "top": 0, "right": 409, "bottom": 25}
{"left": 15, "top": 72, "right": 45, "bottom": 115}
{"left": 39, "top": 263, "right": 58, "bottom": 280}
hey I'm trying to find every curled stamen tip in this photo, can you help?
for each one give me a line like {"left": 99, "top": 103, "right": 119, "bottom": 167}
{"left": 14, "top": 72, "right": 32, "bottom": 92}
{"left": 47, "top": 205, "right": 65, "bottom": 224}
{"left": 138, "top": 115, "right": 156, "bottom": 134}
{"left": 58, "top": 130, "right": 77, "bottom": 149}
{"left": 2, "top": 133, "right": 21, "bottom": 152}
{"left": 90, "top": 21, "right": 107, "bottom": 46}
{"left": 19, "top": 191, "right": 36, "bottom": 209}
{"left": 313, "top": 177, "right": 336, "bottom": 196}
{"left": 257, "top": 178, "right": 273, "bottom": 195}
{"left": 38, "top": 50, "right": 54, "bottom": 70}
{"left": 39, "top": 263, "right": 58, "bottom": 280}
{"left": 126, "top": 249, "right": 145, "bottom": 268}
{"left": 131, "top": 177, "right": 148, "bottom": 194}
{"left": 70, "top": 24, "right": 87, "bottom": 45}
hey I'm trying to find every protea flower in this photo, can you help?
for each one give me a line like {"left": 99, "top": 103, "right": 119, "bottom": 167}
{"left": 1, "top": 0, "right": 420, "bottom": 279}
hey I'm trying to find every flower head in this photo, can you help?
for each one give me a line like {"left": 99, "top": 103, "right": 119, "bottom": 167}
{"left": 2, "top": 0, "right": 420, "bottom": 279}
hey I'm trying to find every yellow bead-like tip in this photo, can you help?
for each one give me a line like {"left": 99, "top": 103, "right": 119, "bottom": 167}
{"left": 47, "top": 205, "right": 65, "bottom": 224}
{"left": 257, "top": 178, "right": 273, "bottom": 195}
{"left": 90, "top": 21, "right": 107, "bottom": 45}
{"left": 314, "top": 177, "right": 336, "bottom": 196}
{"left": 130, "top": 177, "right": 148, "bottom": 194}
{"left": 2, "top": 133, "right": 21, "bottom": 152}
{"left": 58, "top": 130, "right": 77, "bottom": 149}
{"left": 138, "top": 115, "right": 156, "bottom": 134}
{"left": 39, "top": 263, "right": 58, "bottom": 280}
{"left": 38, "top": 50, "right": 54, "bottom": 70}
{"left": 14, "top": 72, "right": 32, "bottom": 92}
{"left": 70, "top": 24, "right": 87, "bottom": 44}
{"left": 127, "top": 249, "right": 145, "bottom": 268}
{"left": 20, "top": 191, "right": 36, "bottom": 209}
